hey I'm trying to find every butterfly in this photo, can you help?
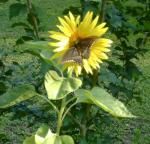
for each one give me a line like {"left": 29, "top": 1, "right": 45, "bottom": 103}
{"left": 62, "top": 37, "right": 97, "bottom": 65}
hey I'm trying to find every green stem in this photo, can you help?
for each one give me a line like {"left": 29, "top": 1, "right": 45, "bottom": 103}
{"left": 37, "top": 94, "right": 59, "bottom": 113}
{"left": 26, "top": 0, "right": 39, "bottom": 40}
{"left": 56, "top": 98, "right": 66, "bottom": 135}
{"left": 99, "top": 0, "right": 107, "bottom": 22}
{"left": 80, "top": 0, "right": 108, "bottom": 139}
{"left": 81, "top": 124, "right": 86, "bottom": 139}
{"left": 67, "top": 112, "right": 86, "bottom": 137}
{"left": 56, "top": 72, "right": 78, "bottom": 135}
{"left": 92, "top": 0, "right": 107, "bottom": 86}
{"left": 92, "top": 69, "right": 99, "bottom": 86}
{"left": 65, "top": 94, "right": 77, "bottom": 105}
{"left": 62, "top": 102, "right": 77, "bottom": 121}
{"left": 80, "top": 104, "right": 91, "bottom": 139}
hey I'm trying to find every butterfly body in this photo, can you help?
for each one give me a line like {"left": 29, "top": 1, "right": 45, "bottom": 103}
{"left": 62, "top": 37, "right": 96, "bottom": 65}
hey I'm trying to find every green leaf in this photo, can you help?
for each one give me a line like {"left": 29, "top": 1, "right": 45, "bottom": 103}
{"left": 23, "top": 136, "right": 36, "bottom": 144}
{"left": 99, "top": 68, "right": 121, "bottom": 86}
{"left": 45, "top": 70, "right": 82, "bottom": 100}
{"left": 91, "top": 87, "right": 135, "bottom": 117}
{"left": 106, "top": 4, "right": 122, "bottom": 28}
{"left": 0, "top": 0, "right": 9, "bottom": 3}
{"left": 16, "top": 36, "right": 34, "bottom": 44}
{"left": 61, "top": 135, "right": 74, "bottom": 144}
{"left": 24, "top": 125, "right": 75, "bottom": 144}
{"left": 11, "top": 22, "right": 30, "bottom": 28}
{"left": 76, "top": 89, "right": 92, "bottom": 104}
{"left": 0, "top": 84, "right": 36, "bottom": 108}
{"left": 75, "top": 87, "right": 135, "bottom": 117}
{"left": 23, "top": 41, "right": 51, "bottom": 52}
{"left": 0, "top": 81, "right": 7, "bottom": 94}
{"left": 143, "top": 22, "right": 150, "bottom": 31}
{"left": 21, "top": 41, "right": 53, "bottom": 62}
{"left": 43, "top": 136, "right": 60, "bottom": 144}
{"left": 9, "top": 3, "right": 27, "bottom": 19}
{"left": 35, "top": 125, "right": 50, "bottom": 144}
{"left": 22, "top": 41, "right": 64, "bottom": 72}
{"left": 23, "top": 125, "right": 57, "bottom": 144}
{"left": 36, "top": 125, "right": 57, "bottom": 144}
{"left": 82, "top": 1, "right": 99, "bottom": 15}
{"left": 21, "top": 41, "right": 63, "bottom": 75}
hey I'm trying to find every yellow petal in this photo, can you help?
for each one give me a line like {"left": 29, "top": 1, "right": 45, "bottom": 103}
{"left": 83, "top": 59, "right": 93, "bottom": 74}
{"left": 76, "top": 15, "right": 80, "bottom": 25}
{"left": 58, "top": 17, "right": 73, "bottom": 32}
{"left": 99, "top": 53, "right": 108, "bottom": 59}
{"left": 94, "top": 38, "right": 113, "bottom": 47}
{"left": 57, "top": 25, "right": 72, "bottom": 37}
{"left": 69, "top": 12, "right": 76, "bottom": 27}
{"left": 90, "top": 16, "right": 99, "bottom": 29}
{"left": 50, "top": 34, "right": 69, "bottom": 41}
{"left": 91, "top": 27, "right": 108, "bottom": 37}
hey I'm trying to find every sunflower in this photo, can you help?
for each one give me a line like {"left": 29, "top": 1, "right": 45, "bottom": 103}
{"left": 49, "top": 11, "right": 112, "bottom": 76}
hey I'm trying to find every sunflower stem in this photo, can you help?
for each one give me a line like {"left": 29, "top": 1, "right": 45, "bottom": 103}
{"left": 56, "top": 98, "right": 66, "bottom": 135}
{"left": 92, "top": 0, "right": 107, "bottom": 86}
{"left": 62, "top": 102, "right": 77, "bottom": 121}
{"left": 81, "top": 104, "right": 91, "bottom": 139}
{"left": 92, "top": 69, "right": 99, "bottom": 86}
{"left": 80, "top": 0, "right": 108, "bottom": 140}
{"left": 26, "top": 0, "right": 39, "bottom": 40}
{"left": 99, "top": 0, "right": 107, "bottom": 22}
{"left": 56, "top": 72, "right": 74, "bottom": 135}
{"left": 37, "top": 94, "right": 59, "bottom": 113}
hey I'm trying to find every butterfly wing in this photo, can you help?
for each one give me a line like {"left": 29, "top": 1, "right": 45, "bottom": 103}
{"left": 79, "top": 37, "right": 96, "bottom": 59}
{"left": 62, "top": 46, "right": 82, "bottom": 64}
{"left": 62, "top": 37, "right": 96, "bottom": 65}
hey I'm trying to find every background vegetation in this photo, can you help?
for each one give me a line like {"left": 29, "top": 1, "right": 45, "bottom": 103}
{"left": 0, "top": 0, "right": 149, "bottom": 143}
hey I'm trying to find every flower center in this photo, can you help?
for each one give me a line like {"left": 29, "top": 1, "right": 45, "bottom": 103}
{"left": 70, "top": 32, "right": 79, "bottom": 44}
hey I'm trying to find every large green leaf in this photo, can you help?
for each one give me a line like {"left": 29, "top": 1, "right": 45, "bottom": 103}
{"left": 21, "top": 41, "right": 62, "bottom": 71}
{"left": 75, "top": 87, "right": 135, "bottom": 117}
{"left": 35, "top": 125, "right": 50, "bottom": 144}
{"left": 91, "top": 87, "right": 135, "bottom": 117}
{"left": 61, "top": 135, "right": 74, "bottom": 144}
{"left": 24, "top": 125, "right": 57, "bottom": 144}
{"left": 0, "top": 84, "right": 36, "bottom": 108}
{"left": 23, "top": 125, "right": 74, "bottom": 144}
{"left": 35, "top": 125, "right": 57, "bottom": 144}
{"left": 9, "top": 3, "right": 27, "bottom": 19}
{"left": 45, "top": 71, "right": 82, "bottom": 100}
{"left": 44, "top": 136, "right": 62, "bottom": 144}
{"left": 76, "top": 89, "right": 92, "bottom": 104}
{"left": 22, "top": 41, "right": 52, "bottom": 59}
{"left": 23, "top": 136, "right": 36, "bottom": 144}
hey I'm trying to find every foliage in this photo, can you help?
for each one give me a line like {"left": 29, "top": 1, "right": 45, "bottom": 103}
{"left": 45, "top": 70, "right": 82, "bottom": 100}
{"left": 0, "top": 84, "right": 36, "bottom": 108}
{"left": 24, "top": 125, "right": 74, "bottom": 144}
{"left": 75, "top": 87, "right": 134, "bottom": 117}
